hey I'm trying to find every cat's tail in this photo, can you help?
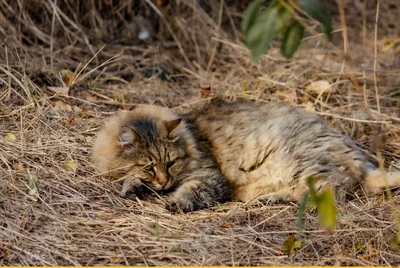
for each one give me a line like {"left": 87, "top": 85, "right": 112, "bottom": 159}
{"left": 364, "top": 169, "right": 400, "bottom": 193}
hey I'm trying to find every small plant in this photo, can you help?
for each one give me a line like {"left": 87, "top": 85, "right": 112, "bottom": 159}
{"left": 284, "top": 177, "right": 337, "bottom": 256}
{"left": 241, "top": 0, "right": 332, "bottom": 60}
{"left": 297, "top": 177, "right": 337, "bottom": 232}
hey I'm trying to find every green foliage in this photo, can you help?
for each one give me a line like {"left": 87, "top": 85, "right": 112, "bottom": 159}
{"left": 306, "top": 176, "right": 337, "bottom": 231}
{"left": 246, "top": 8, "right": 279, "bottom": 61}
{"left": 241, "top": 0, "right": 264, "bottom": 40}
{"left": 283, "top": 234, "right": 302, "bottom": 255}
{"left": 281, "top": 20, "right": 304, "bottom": 58}
{"left": 242, "top": 0, "right": 332, "bottom": 60}
{"left": 315, "top": 187, "right": 337, "bottom": 231}
{"left": 275, "top": 5, "right": 292, "bottom": 33}
{"left": 298, "top": 0, "right": 332, "bottom": 39}
{"left": 296, "top": 192, "right": 309, "bottom": 229}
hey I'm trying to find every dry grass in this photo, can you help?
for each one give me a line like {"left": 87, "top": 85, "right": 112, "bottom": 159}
{"left": 1, "top": 0, "right": 400, "bottom": 265}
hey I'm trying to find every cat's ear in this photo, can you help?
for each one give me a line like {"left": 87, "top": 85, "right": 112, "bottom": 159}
{"left": 118, "top": 127, "right": 137, "bottom": 146}
{"left": 163, "top": 118, "right": 182, "bottom": 139}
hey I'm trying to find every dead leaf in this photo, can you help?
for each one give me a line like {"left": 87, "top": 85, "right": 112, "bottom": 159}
{"left": 54, "top": 101, "right": 72, "bottom": 112}
{"left": 298, "top": 94, "right": 310, "bottom": 103}
{"left": 304, "top": 101, "right": 316, "bottom": 112}
{"left": 157, "top": 0, "right": 169, "bottom": 7}
{"left": 73, "top": 105, "right": 82, "bottom": 113}
{"left": 73, "top": 105, "right": 89, "bottom": 116}
{"left": 257, "top": 215, "right": 267, "bottom": 222}
{"left": 360, "top": 252, "right": 380, "bottom": 259}
{"left": 63, "top": 75, "right": 73, "bottom": 86}
{"left": 60, "top": 69, "right": 75, "bottom": 86}
{"left": 5, "top": 133, "right": 16, "bottom": 141}
{"left": 275, "top": 90, "right": 295, "bottom": 103}
{"left": 200, "top": 84, "right": 211, "bottom": 98}
{"left": 79, "top": 107, "right": 89, "bottom": 117}
{"left": 221, "top": 222, "right": 234, "bottom": 228}
{"left": 16, "top": 162, "right": 24, "bottom": 172}
{"left": 109, "top": 257, "right": 125, "bottom": 264}
{"left": 46, "top": 86, "right": 69, "bottom": 96}
{"left": 306, "top": 80, "right": 335, "bottom": 94}
{"left": 63, "top": 74, "right": 73, "bottom": 86}
{"left": 61, "top": 114, "right": 78, "bottom": 126}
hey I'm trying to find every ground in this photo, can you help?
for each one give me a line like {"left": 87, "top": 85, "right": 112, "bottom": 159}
{"left": 0, "top": 0, "right": 400, "bottom": 265}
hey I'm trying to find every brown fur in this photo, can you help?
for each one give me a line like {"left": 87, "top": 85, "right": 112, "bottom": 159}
{"left": 92, "top": 99, "right": 400, "bottom": 212}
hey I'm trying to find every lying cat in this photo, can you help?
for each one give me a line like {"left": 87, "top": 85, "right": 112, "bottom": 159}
{"left": 92, "top": 99, "right": 400, "bottom": 212}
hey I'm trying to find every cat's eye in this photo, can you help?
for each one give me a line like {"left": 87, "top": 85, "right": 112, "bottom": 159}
{"left": 166, "top": 161, "right": 175, "bottom": 170}
{"left": 142, "top": 165, "right": 153, "bottom": 172}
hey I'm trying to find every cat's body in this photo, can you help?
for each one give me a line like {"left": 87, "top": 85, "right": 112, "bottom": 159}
{"left": 93, "top": 99, "right": 400, "bottom": 212}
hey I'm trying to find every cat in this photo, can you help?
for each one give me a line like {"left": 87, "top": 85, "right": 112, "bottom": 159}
{"left": 92, "top": 98, "right": 400, "bottom": 212}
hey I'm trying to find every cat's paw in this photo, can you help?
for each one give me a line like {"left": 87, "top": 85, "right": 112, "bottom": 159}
{"left": 120, "top": 177, "right": 145, "bottom": 199}
{"left": 165, "top": 180, "right": 207, "bottom": 212}
{"left": 165, "top": 196, "right": 206, "bottom": 212}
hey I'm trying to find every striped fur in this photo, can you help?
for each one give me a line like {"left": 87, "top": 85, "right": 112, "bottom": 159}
{"left": 92, "top": 99, "right": 399, "bottom": 212}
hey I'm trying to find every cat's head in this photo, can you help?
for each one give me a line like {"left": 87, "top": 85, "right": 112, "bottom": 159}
{"left": 92, "top": 105, "right": 197, "bottom": 191}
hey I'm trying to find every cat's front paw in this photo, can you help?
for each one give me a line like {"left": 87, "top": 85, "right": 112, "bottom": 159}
{"left": 165, "top": 181, "right": 207, "bottom": 212}
{"left": 165, "top": 196, "right": 206, "bottom": 212}
{"left": 120, "top": 176, "right": 145, "bottom": 199}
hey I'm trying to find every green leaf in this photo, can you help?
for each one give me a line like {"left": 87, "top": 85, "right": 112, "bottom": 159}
{"left": 275, "top": 6, "right": 292, "bottom": 34}
{"left": 246, "top": 7, "right": 279, "bottom": 61}
{"left": 296, "top": 192, "right": 309, "bottom": 229}
{"left": 281, "top": 20, "right": 304, "bottom": 58}
{"left": 306, "top": 176, "right": 318, "bottom": 198}
{"left": 241, "top": 0, "right": 264, "bottom": 40}
{"left": 283, "top": 234, "right": 302, "bottom": 255}
{"left": 298, "top": 0, "right": 332, "bottom": 39}
{"left": 306, "top": 177, "right": 337, "bottom": 231}
{"left": 315, "top": 187, "right": 337, "bottom": 231}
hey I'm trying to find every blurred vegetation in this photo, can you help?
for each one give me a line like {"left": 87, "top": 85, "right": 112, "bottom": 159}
{"left": 242, "top": 0, "right": 332, "bottom": 60}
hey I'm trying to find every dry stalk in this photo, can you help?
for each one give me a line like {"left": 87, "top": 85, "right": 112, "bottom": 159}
{"left": 0, "top": 0, "right": 399, "bottom": 265}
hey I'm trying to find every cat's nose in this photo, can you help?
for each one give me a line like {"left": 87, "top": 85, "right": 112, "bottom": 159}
{"left": 154, "top": 166, "right": 168, "bottom": 187}
{"left": 159, "top": 180, "right": 167, "bottom": 187}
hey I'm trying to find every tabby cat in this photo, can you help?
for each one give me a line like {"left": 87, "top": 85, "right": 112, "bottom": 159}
{"left": 92, "top": 99, "right": 400, "bottom": 212}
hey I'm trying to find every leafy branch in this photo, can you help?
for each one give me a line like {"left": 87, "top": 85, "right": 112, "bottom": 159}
{"left": 241, "top": 0, "right": 332, "bottom": 60}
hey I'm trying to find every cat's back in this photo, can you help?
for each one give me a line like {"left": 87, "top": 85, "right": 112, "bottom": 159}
{"left": 190, "top": 99, "right": 325, "bottom": 150}
{"left": 188, "top": 99, "right": 369, "bottom": 202}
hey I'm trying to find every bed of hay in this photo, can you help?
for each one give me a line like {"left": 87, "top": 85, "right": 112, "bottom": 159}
{"left": 1, "top": 0, "right": 400, "bottom": 265}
